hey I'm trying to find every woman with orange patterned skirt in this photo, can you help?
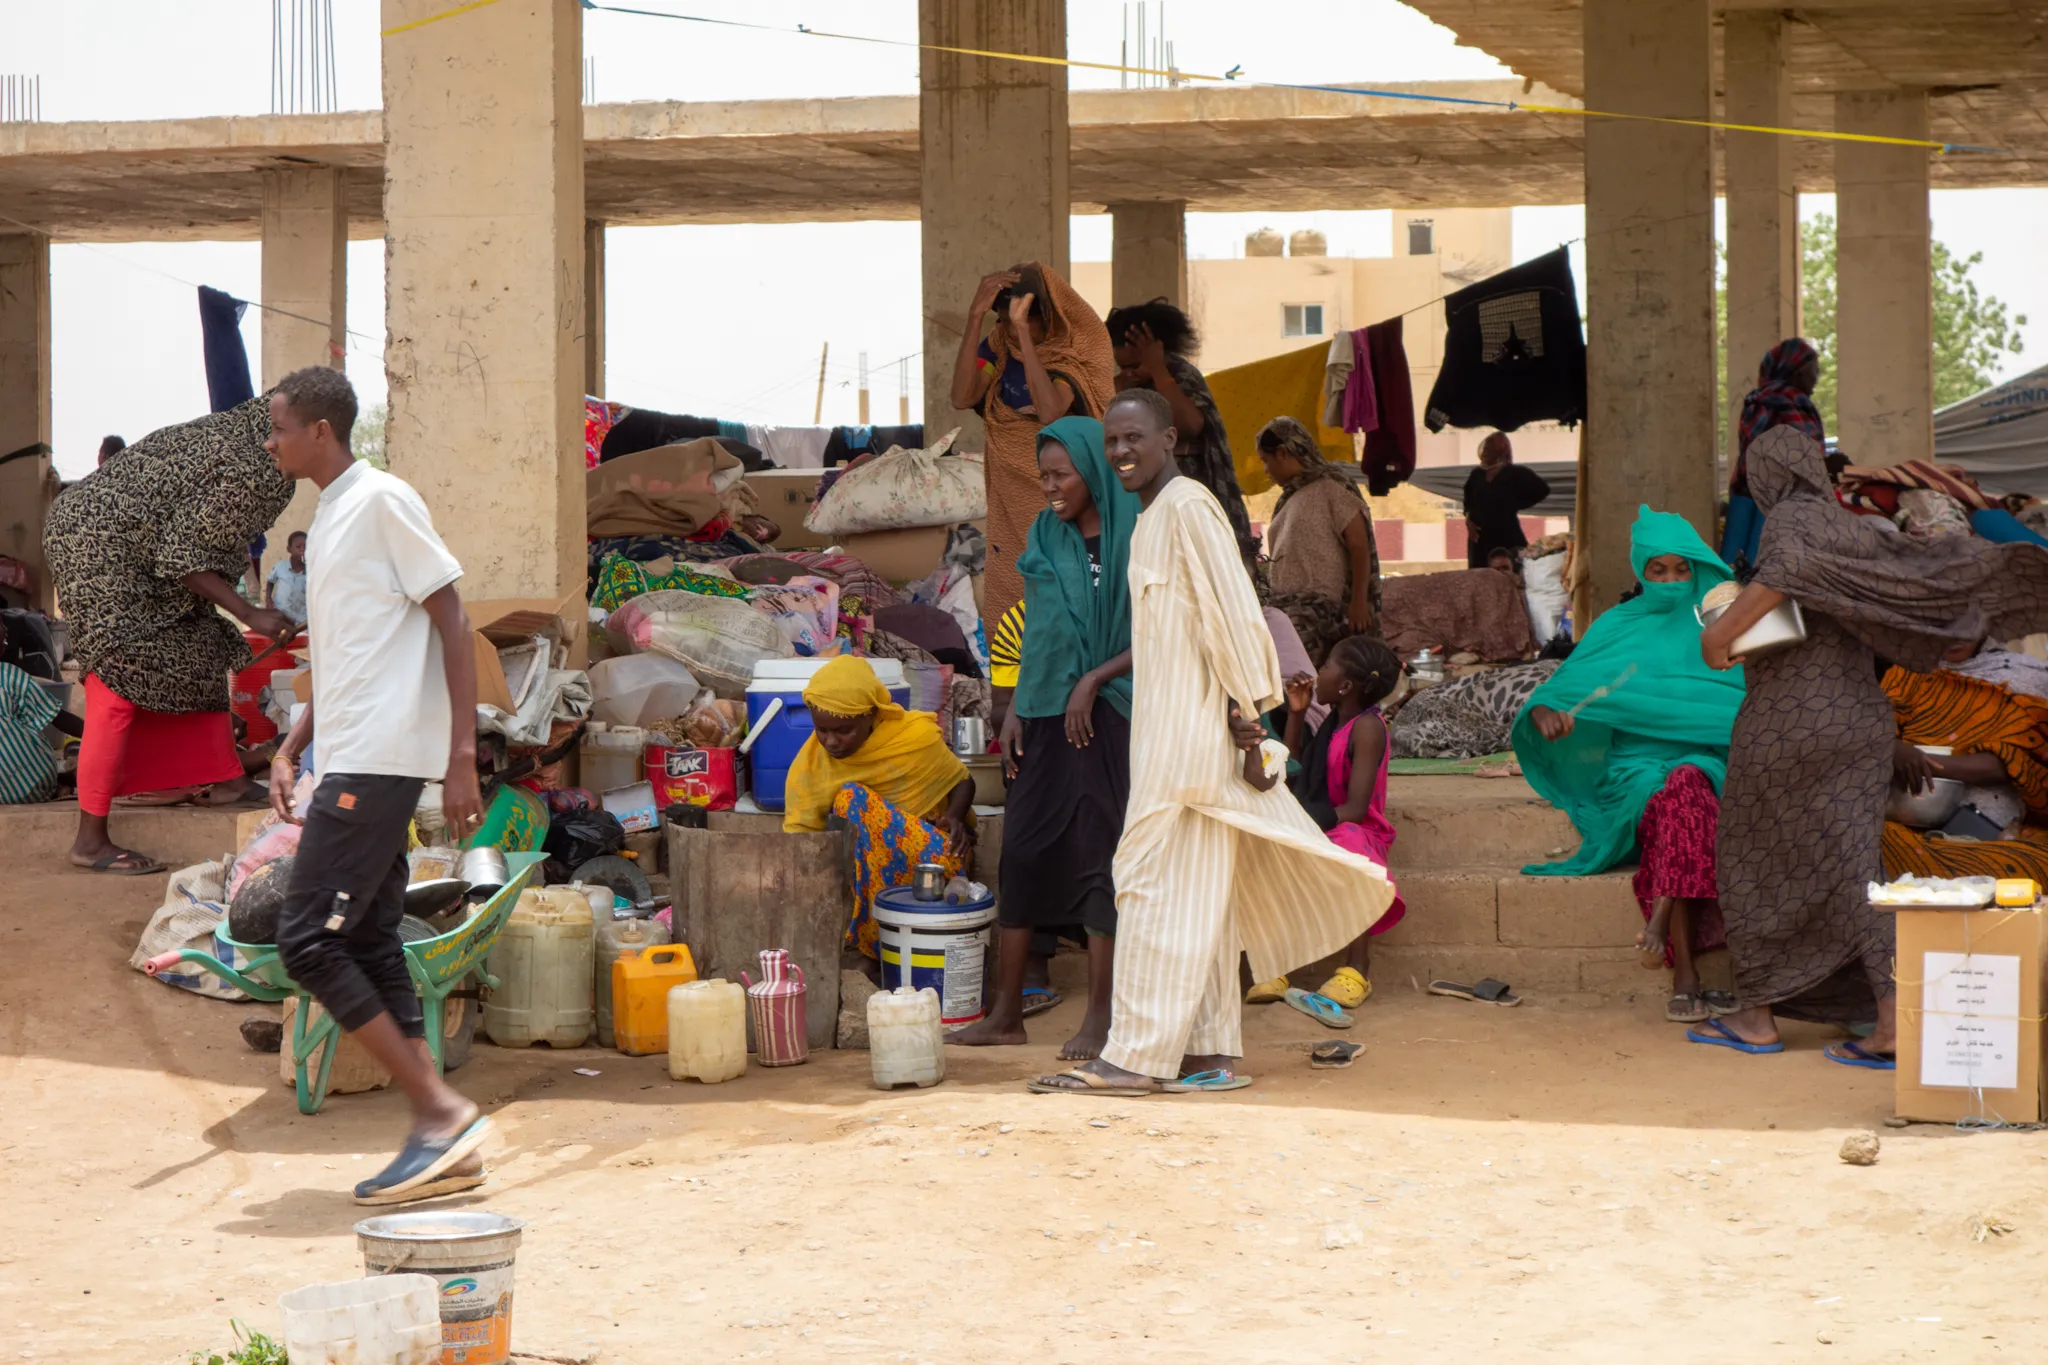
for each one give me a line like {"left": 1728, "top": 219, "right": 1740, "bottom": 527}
{"left": 1883, "top": 661, "right": 2048, "bottom": 886}
{"left": 780, "top": 655, "right": 976, "bottom": 960}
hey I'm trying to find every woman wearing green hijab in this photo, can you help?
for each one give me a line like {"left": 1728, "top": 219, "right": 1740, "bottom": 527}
{"left": 949, "top": 416, "right": 1138, "bottom": 1061}
{"left": 1512, "top": 507, "right": 1747, "bottom": 1023}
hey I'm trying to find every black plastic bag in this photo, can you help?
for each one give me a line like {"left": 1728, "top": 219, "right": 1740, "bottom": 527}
{"left": 542, "top": 808, "right": 626, "bottom": 883}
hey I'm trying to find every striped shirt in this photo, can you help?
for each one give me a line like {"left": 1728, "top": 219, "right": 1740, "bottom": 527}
{"left": 0, "top": 662, "right": 62, "bottom": 804}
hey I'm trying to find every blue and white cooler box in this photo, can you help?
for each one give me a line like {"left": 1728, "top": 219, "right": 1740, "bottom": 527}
{"left": 873, "top": 885, "right": 996, "bottom": 1027}
{"left": 745, "top": 657, "right": 910, "bottom": 812}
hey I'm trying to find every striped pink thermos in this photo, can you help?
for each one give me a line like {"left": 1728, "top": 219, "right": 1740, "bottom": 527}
{"left": 741, "top": 949, "right": 809, "bottom": 1067}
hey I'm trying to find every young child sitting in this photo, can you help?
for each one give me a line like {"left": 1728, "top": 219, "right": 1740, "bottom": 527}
{"left": 1279, "top": 635, "right": 1408, "bottom": 1006}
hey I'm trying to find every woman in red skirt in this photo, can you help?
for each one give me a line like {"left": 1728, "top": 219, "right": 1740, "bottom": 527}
{"left": 45, "top": 397, "right": 297, "bottom": 873}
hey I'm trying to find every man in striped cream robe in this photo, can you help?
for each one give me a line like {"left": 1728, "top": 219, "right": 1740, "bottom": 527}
{"left": 1032, "top": 389, "right": 1395, "bottom": 1095}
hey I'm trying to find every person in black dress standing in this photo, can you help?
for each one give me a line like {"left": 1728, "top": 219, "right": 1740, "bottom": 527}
{"left": 1462, "top": 431, "right": 1550, "bottom": 568}
{"left": 947, "top": 416, "right": 1136, "bottom": 1062}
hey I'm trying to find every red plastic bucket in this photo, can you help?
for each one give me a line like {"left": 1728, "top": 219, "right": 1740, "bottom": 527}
{"left": 230, "top": 630, "right": 304, "bottom": 744}
{"left": 646, "top": 744, "right": 737, "bottom": 812}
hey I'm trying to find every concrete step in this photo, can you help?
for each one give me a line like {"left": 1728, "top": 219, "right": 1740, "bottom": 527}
{"left": 1383, "top": 774, "right": 1581, "bottom": 871}
{"left": 1363, "top": 865, "right": 1652, "bottom": 994}
{"left": 4, "top": 800, "right": 246, "bottom": 872}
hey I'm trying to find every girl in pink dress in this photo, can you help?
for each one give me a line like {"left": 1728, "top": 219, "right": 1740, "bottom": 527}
{"left": 1280, "top": 635, "right": 1407, "bottom": 1005}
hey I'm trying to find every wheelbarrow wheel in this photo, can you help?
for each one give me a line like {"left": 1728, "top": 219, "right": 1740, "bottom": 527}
{"left": 440, "top": 990, "right": 480, "bottom": 1072}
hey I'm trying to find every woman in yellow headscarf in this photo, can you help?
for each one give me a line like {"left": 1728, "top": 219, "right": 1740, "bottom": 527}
{"left": 782, "top": 655, "right": 976, "bottom": 957}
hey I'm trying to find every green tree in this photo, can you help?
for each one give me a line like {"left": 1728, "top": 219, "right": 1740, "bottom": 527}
{"left": 1793, "top": 213, "right": 2025, "bottom": 431}
{"left": 352, "top": 401, "right": 387, "bottom": 468}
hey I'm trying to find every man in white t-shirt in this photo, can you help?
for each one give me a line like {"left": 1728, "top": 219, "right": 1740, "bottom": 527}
{"left": 264, "top": 366, "right": 491, "bottom": 1205}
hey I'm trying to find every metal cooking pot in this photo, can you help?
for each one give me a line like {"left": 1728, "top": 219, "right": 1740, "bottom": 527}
{"left": 1696, "top": 598, "right": 1808, "bottom": 662}
{"left": 458, "top": 846, "right": 509, "bottom": 901}
{"left": 1885, "top": 776, "right": 1967, "bottom": 829}
{"left": 953, "top": 716, "right": 988, "bottom": 756}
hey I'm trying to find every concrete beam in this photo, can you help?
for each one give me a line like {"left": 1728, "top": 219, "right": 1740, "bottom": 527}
{"left": 381, "top": 0, "right": 585, "bottom": 603}
{"left": 1722, "top": 10, "right": 1801, "bottom": 474}
{"left": 259, "top": 166, "right": 348, "bottom": 576}
{"left": 0, "top": 231, "right": 52, "bottom": 611}
{"left": 1581, "top": 0, "right": 1718, "bottom": 615}
{"left": 1835, "top": 88, "right": 1933, "bottom": 467}
{"left": 1109, "top": 200, "right": 1187, "bottom": 312}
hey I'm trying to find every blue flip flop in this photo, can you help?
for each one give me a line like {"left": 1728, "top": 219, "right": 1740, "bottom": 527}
{"left": 1282, "top": 988, "right": 1354, "bottom": 1030}
{"left": 1161, "top": 1069, "right": 1254, "bottom": 1093}
{"left": 1823, "top": 1041, "right": 1896, "bottom": 1071}
{"left": 1020, "top": 987, "right": 1063, "bottom": 1019}
{"left": 1686, "top": 1017, "right": 1784, "bottom": 1055}
{"left": 354, "top": 1114, "right": 493, "bottom": 1205}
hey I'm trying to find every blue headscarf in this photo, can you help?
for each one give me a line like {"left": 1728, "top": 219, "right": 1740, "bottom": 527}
{"left": 1012, "top": 416, "right": 1139, "bottom": 719}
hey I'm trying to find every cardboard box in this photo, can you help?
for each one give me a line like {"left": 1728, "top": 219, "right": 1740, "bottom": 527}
{"left": 1891, "top": 902, "right": 2048, "bottom": 1123}
{"left": 467, "top": 595, "right": 582, "bottom": 713}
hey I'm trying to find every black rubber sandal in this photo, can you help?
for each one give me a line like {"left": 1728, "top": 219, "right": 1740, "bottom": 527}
{"left": 1427, "top": 978, "right": 1521, "bottom": 1007}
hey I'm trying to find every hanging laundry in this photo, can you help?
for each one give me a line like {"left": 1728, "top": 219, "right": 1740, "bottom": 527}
{"left": 1321, "top": 331, "right": 1354, "bottom": 428}
{"left": 197, "top": 286, "right": 255, "bottom": 413}
{"left": 1423, "top": 247, "right": 1587, "bottom": 436}
{"left": 1361, "top": 317, "right": 1416, "bottom": 496}
{"left": 1205, "top": 341, "right": 1354, "bottom": 496}
{"left": 584, "top": 396, "right": 625, "bottom": 470}
{"left": 1340, "top": 329, "right": 1380, "bottom": 436}
{"left": 745, "top": 423, "right": 832, "bottom": 470}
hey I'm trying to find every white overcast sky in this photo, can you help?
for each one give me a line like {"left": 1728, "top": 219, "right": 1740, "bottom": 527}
{"left": 12, "top": 0, "right": 2048, "bottom": 476}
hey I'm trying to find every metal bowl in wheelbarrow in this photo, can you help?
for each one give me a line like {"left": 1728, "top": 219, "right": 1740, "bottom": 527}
{"left": 174, "top": 852, "right": 547, "bottom": 1115}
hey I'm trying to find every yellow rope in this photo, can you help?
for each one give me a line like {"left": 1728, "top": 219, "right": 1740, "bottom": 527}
{"left": 381, "top": 0, "right": 506, "bottom": 38}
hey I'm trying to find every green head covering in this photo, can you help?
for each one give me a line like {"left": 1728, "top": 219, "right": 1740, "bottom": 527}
{"left": 1013, "top": 416, "right": 1139, "bottom": 719}
{"left": 1512, "top": 506, "right": 1746, "bottom": 876}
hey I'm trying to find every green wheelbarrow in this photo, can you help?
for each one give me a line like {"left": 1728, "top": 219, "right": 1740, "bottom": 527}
{"left": 175, "top": 851, "right": 546, "bottom": 1115}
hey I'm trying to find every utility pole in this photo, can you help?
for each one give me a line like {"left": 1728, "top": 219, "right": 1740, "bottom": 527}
{"left": 812, "top": 342, "right": 830, "bottom": 424}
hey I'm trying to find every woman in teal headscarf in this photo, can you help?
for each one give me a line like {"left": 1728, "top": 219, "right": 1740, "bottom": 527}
{"left": 949, "top": 416, "right": 1138, "bottom": 1061}
{"left": 1512, "top": 507, "right": 1746, "bottom": 1023}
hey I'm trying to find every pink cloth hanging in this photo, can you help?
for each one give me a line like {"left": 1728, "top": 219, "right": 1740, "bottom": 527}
{"left": 1340, "top": 328, "right": 1379, "bottom": 435}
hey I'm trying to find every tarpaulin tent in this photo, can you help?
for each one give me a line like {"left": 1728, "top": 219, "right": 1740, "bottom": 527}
{"left": 1934, "top": 363, "right": 2048, "bottom": 498}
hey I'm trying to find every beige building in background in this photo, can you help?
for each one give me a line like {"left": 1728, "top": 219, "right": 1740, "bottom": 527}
{"left": 1075, "top": 207, "right": 1575, "bottom": 569}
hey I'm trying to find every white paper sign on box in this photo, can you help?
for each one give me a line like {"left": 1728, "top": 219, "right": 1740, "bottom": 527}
{"left": 1920, "top": 951, "right": 2022, "bottom": 1091}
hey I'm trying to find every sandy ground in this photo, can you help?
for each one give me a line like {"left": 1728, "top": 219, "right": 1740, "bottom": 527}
{"left": 6, "top": 868, "right": 2048, "bottom": 1364}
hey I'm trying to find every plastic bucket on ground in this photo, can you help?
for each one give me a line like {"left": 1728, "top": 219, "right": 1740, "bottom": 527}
{"left": 231, "top": 629, "right": 305, "bottom": 744}
{"left": 745, "top": 658, "right": 909, "bottom": 812}
{"left": 279, "top": 1274, "right": 442, "bottom": 1365}
{"left": 357, "top": 1211, "right": 526, "bottom": 1365}
{"left": 872, "top": 885, "right": 996, "bottom": 1027}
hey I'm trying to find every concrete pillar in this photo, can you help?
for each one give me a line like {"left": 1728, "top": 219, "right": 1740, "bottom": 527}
{"left": 583, "top": 219, "right": 605, "bottom": 398}
{"left": 918, "top": 0, "right": 1070, "bottom": 444}
{"left": 0, "top": 231, "right": 53, "bottom": 611}
{"left": 1722, "top": 10, "right": 1800, "bottom": 470}
{"left": 381, "top": 0, "right": 584, "bottom": 603}
{"left": 260, "top": 166, "right": 348, "bottom": 576}
{"left": 1581, "top": 0, "right": 1716, "bottom": 615}
{"left": 1109, "top": 200, "right": 1186, "bottom": 311}
{"left": 1835, "top": 88, "right": 1933, "bottom": 467}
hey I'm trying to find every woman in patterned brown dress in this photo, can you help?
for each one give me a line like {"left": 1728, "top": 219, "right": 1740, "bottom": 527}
{"left": 1698, "top": 427, "right": 2048, "bottom": 1066}
{"left": 45, "top": 396, "right": 297, "bottom": 872}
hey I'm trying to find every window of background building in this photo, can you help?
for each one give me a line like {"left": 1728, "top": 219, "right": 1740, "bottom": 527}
{"left": 1282, "top": 303, "right": 1325, "bottom": 338}
{"left": 1408, "top": 219, "right": 1435, "bottom": 255}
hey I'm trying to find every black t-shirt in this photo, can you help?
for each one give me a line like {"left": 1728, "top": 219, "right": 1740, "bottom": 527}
{"left": 1084, "top": 534, "right": 1102, "bottom": 587}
